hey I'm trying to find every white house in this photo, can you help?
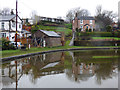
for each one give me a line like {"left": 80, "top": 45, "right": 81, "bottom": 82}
{"left": 0, "top": 15, "right": 23, "bottom": 41}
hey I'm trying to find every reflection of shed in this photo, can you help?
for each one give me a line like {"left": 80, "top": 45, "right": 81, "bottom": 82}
{"left": 34, "top": 30, "right": 62, "bottom": 47}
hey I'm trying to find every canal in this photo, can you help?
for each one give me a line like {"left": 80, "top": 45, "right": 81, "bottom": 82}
{"left": 1, "top": 49, "right": 120, "bottom": 88}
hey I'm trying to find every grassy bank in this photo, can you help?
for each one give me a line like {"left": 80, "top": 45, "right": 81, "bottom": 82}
{"left": 92, "top": 37, "right": 120, "bottom": 40}
{"left": 2, "top": 45, "right": 120, "bottom": 58}
{"left": 38, "top": 25, "right": 72, "bottom": 36}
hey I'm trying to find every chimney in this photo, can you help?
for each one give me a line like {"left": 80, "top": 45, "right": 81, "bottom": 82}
{"left": 75, "top": 13, "right": 78, "bottom": 18}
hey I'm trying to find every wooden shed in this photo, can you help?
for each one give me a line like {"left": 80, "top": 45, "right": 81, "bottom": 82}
{"left": 34, "top": 30, "right": 62, "bottom": 47}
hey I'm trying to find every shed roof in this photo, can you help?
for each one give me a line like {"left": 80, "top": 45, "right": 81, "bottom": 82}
{"left": 40, "top": 30, "right": 61, "bottom": 37}
{"left": 0, "top": 15, "right": 16, "bottom": 21}
{"left": 77, "top": 16, "right": 95, "bottom": 20}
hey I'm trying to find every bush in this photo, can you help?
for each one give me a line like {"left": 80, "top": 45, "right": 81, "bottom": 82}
{"left": 106, "top": 25, "right": 112, "bottom": 32}
{"left": 65, "top": 23, "right": 72, "bottom": 29}
{"left": 2, "top": 38, "right": 16, "bottom": 50}
{"left": 86, "top": 28, "right": 89, "bottom": 32}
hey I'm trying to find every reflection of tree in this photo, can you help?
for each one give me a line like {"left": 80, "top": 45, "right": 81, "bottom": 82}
{"left": 65, "top": 52, "right": 94, "bottom": 83}
{"left": 25, "top": 52, "right": 64, "bottom": 83}
{"left": 65, "top": 50, "right": 118, "bottom": 84}
{"left": 118, "top": 50, "right": 120, "bottom": 71}
{"left": 95, "top": 63, "right": 117, "bottom": 85}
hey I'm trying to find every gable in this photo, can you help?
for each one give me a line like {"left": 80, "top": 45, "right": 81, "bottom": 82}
{"left": 0, "top": 15, "right": 22, "bottom": 22}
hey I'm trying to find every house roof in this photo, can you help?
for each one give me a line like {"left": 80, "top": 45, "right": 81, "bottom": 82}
{"left": 77, "top": 16, "right": 95, "bottom": 20}
{"left": 40, "top": 30, "right": 61, "bottom": 37}
{"left": 0, "top": 14, "right": 22, "bottom": 21}
{"left": 0, "top": 15, "right": 16, "bottom": 21}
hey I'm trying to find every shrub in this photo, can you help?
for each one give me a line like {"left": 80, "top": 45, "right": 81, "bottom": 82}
{"left": 106, "top": 25, "right": 112, "bottom": 32}
{"left": 79, "top": 28, "right": 82, "bottom": 32}
{"left": 86, "top": 28, "right": 89, "bottom": 32}
{"left": 65, "top": 23, "right": 72, "bottom": 29}
{"left": 2, "top": 38, "right": 16, "bottom": 50}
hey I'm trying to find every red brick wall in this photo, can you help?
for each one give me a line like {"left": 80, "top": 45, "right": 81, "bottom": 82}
{"left": 72, "top": 18, "right": 95, "bottom": 32}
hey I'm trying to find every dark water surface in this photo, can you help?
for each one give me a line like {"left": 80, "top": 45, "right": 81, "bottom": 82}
{"left": 1, "top": 49, "right": 120, "bottom": 88}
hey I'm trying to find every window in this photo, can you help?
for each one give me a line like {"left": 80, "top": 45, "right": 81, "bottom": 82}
{"left": 80, "top": 20, "right": 83, "bottom": 24}
{"left": 12, "top": 22, "right": 15, "bottom": 28}
{"left": 19, "top": 24, "right": 21, "bottom": 28}
{"left": 90, "top": 20, "right": 92, "bottom": 24}
{"left": 2, "top": 33, "right": 6, "bottom": 37}
{"left": 1, "top": 22, "right": 4, "bottom": 29}
{"left": 80, "top": 26, "right": 83, "bottom": 30}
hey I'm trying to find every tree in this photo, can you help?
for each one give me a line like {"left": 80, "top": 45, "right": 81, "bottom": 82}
{"left": 66, "top": 10, "right": 74, "bottom": 23}
{"left": 95, "top": 5, "right": 117, "bottom": 31}
{"left": 66, "top": 7, "right": 90, "bottom": 23}
{"left": 30, "top": 10, "right": 41, "bottom": 24}
{"left": 0, "top": 8, "right": 14, "bottom": 15}
{"left": 106, "top": 25, "right": 112, "bottom": 32}
{"left": 1, "top": 8, "right": 10, "bottom": 15}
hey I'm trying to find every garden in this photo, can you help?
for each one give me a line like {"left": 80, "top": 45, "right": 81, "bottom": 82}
{"left": 74, "top": 29, "right": 120, "bottom": 46}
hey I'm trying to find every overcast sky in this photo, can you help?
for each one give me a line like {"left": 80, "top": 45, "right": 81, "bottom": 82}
{"left": 0, "top": 0, "right": 120, "bottom": 19}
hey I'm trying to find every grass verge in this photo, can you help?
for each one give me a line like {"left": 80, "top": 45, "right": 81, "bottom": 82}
{"left": 2, "top": 45, "right": 120, "bottom": 58}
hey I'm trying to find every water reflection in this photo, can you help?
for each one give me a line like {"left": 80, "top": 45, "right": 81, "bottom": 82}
{"left": 2, "top": 50, "right": 119, "bottom": 88}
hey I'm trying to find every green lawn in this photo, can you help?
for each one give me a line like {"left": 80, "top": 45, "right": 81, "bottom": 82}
{"left": 92, "top": 56, "right": 120, "bottom": 59}
{"left": 92, "top": 37, "right": 120, "bottom": 40}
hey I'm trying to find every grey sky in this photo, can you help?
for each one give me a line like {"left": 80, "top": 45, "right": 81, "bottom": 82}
{"left": 1, "top": 0, "right": 120, "bottom": 19}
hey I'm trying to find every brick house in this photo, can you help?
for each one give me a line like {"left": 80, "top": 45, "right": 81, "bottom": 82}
{"left": 72, "top": 15, "right": 95, "bottom": 32}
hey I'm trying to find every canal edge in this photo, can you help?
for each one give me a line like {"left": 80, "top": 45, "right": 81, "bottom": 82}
{"left": 1, "top": 47, "right": 120, "bottom": 62}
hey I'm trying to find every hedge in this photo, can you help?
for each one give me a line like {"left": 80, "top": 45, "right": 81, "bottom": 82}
{"left": 79, "top": 32, "right": 119, "bottom": 37}
{"left": 74, "top": 40, "right": 120, "bottom": 46}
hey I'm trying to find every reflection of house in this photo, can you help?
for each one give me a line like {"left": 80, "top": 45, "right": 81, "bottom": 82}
{"left": 0, "top": 15, "right": 23, "bottom": 41}
{"left": 34, "top": 30, "right": 62, "bottom": 47}
{"left": 70, "top": 63, "right": 95, "bottom": 82}
{"left": 72, "top": 14, "right": 95, "bottom": 32}
{"left": 2, "top": 60, "right": 30, "bottom": 86}
{"left": 72, "top": 63, "right": 95, "bottom": 75}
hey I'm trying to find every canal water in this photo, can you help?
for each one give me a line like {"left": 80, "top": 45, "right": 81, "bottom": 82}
{"left": 1, "top": 49, "right": 120, "bottom": 88}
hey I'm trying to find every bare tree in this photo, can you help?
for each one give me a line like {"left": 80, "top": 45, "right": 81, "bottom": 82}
{"left": 30, "top": 10, "right": 41, "bottom": 24}
{"left": 0, "top": 8, "right": 14, "bottom": 15}
{"left": 1, "top": 8, "right": 10, "bottom": 15}
{"left": 30, "top": 10, "right": 37, "bottom": 19}
{"left": 96, "top": 5, "right": 102, "bottom": 16}
{"left": 66, "top": 7, "right": 90, "bottom": 23}
{"left": 66, "top": 10, "right": 74, "bottom": 23}
{"left": 0, "top": 9, "right": 2, "bottom": 15}
{"left": 95, "top": 5, "right": 117, "bottom": 31}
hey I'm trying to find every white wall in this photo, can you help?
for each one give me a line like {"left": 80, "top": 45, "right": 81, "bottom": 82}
{"left": 0, "top": 16, "right": 23, "bottom": 41}
{"left": 0, "top": 16, "right": 22, "bottom": 32}
{"left": 0, "top": 21, "right": 9, "bottom": 30}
